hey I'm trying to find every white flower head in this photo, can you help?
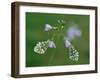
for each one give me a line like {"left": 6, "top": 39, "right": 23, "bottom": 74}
{"left": 45, "top": 24, "right": 53, "bottom": 31}
{"left": 64, "top": 37, "right": 71, "bottom": 48}
{"left": 67, "top": 26, "right": 82, "bottom": 41}
{"left": 48, "top": 41, "right": 56, "bottom": 48}
{"left": 65, "top": 40, "right": 71, "bottom": 48}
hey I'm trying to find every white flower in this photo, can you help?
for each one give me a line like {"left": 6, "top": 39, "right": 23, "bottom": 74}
{"left": 64, "top": 37, "right": 71, "bottom": 48}
{"left": 45, "top": 24, "right": 53, "bottom": 31}
{"left": 65, "top": 40, "right": 71, "bottom": 48}
{"left": 34, "top": 46, "right": 43, "bottom": 54}
{"left": 67, "top": 26, "right": 82, "bottom": 41}
{"left": 48, "top": 41, "right": 56, "bottom": 48}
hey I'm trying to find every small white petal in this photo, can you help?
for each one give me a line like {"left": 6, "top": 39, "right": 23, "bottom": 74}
{"left": 48, "top": 41, "right": 56, "bottom": 48}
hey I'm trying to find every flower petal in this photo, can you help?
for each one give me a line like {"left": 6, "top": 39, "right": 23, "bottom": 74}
{"left": 48, "top": 41, "right": 56, "bottom": 48}
{"left": 45, "top": 24, "right": 53, "bottom": 31}
{"left": 65, "top": 40, "right": 71, "bottom": 48}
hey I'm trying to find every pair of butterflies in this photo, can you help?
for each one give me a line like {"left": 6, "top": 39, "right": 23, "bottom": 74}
{"left": 34, "top": 23, "right": 81, "bottom": 61}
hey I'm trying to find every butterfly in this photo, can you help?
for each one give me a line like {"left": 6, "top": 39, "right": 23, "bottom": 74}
{"left": 34, "top": 40, "right": 56, "bottom": 54}
{"left": 64, "top": 36, "right": 79, "bottom": 61}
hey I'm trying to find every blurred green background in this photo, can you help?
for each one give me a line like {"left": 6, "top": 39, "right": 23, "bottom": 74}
{"left": 26, "top": 12, "right": 89, "bottom": 67}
